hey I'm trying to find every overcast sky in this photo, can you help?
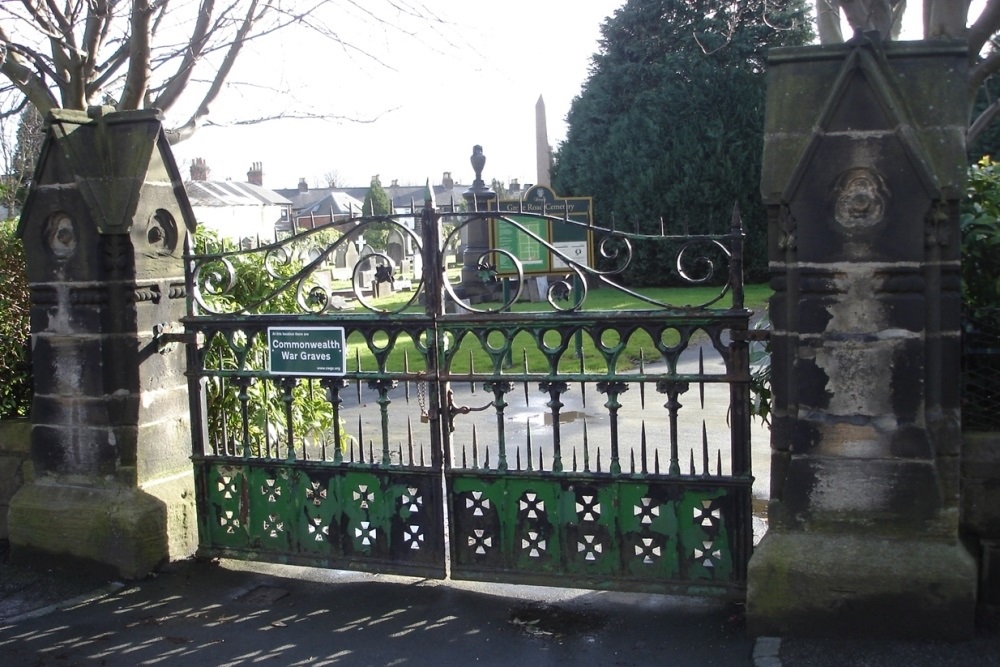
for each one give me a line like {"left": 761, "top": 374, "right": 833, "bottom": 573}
{"left": 168, "top": 1, "right": 939, "bottom": 192}
{"left": 170, "top": 1, "right": 627, "bottom": 191}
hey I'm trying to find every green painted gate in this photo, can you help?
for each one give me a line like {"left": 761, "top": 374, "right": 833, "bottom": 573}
{"left": 184, "top": 197, "right": 755, "bottom": 597}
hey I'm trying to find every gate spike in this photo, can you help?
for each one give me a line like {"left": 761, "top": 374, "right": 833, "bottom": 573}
{"left": 581, "top": 377, "right": 587, "bottom": 408}
{"left": 526, "top": 421, "right": 533, "bottom": 471}
{"left": 641, "top": 422, "right": 648, "bottom": 474}
{"left": 690, "top": 450, "right": 696, "bottom": 475}
{"left": 516, "top": 446, "right": 521, "bottom": 471}
{"left": 469, "top": 350, "right": 476, "bottom": 386}
{"left": 357, "top": 414, "right": 365, "bottom": 463}
{"left": 699, "top": 347, "right": 705, "bottom": 409}
{"left": 407, "top": 416, "right": 415, "bottom": 466}
{"left": 702, "top": 420, "right": 709, "bottom": 475}
{"left": 717, "top": 449, "right": 723, "bottom": 476}
{"left": 539, "top": 446, "right": 544, "bottom": 472}
{"left": 485, "top": 444, "right": 491, "bottom": 470}
{"left": 523, "top": 362, "right": 530, "bottom": 407}
{"left": 579, "top": 355, "right": 587, "bottom": 408}
{"left": 660, "top": 216, "right": 665, "bottom": 236}
{"left": 356, "top": 376, "right": 362, "bottom": 404}
{"left": 404, "top": 349, "right": 411, "bottom": 374}
{"left": 420, "top": 443, "right": 425, "bottom": 467}
{"left": 462, "top": 442, "right": 467, "bottom": 468}
{"left": 572, "top": 447, "right": 578, "bottom": 472}
{"left": 630, "top": 449, "right": 635, "bottom": 474}
{"left": 583, "top": 419, "right": 591, "bottom": 472}
{"left": 654, "top": 449, "right": 660, "bottom": 475}
{"left": 472, "top": 424, "right": 479, "bottom": 468}
{"left": 369, "top": 440, "right": 375, "bottom": 465}
{"left": 397, "top": 443, "right": 403, "bottom": 467}
{"left": 596, "top": 446, "right": 602, "bottom": 473}
{"left": 356, "top": 347, "right": 362, "bottom": 373}
{"left": 405, "top": 378, "right": 411, "bottom": 402}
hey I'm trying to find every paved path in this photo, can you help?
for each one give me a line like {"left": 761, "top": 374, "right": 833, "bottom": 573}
{"left": 0, "top": 558, "right": 751, "bottom": 666}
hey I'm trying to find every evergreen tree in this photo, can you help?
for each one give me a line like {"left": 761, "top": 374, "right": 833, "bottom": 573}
{"left": 362, "top": 175, "right": 393, "bottom": 249}
{"left": 552, "top": 0, "right": 812, "bottom": 284}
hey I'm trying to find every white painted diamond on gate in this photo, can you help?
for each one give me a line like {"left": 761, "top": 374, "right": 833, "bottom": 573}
{"left": 576, "top": 494, "right": 601, "bottom": 522}
{"left": 694, "top": 500, "right": 721, "bottom": 528}
{"left": 220, "top": 510, "right": 240, "bottom": 534}
{"left": 634, "top": 497, "right": 660, "bottom": 525}
{"left": 578, "top": 534, "right": 604, "bottom": 562}
{"left": 404, "top": 525, "right": 424, "bottom": 550}
{"left": 694, "top": 540, "right": 722, "bottom": 568}
{"left": 307, "top": 517, "right": 329, "bottom": 542}
{"left": 355, "top": 521, "right": 376, "bottom": 546}
{"left": 353, "top": 484, "right": 374, "bottom": 509}
{"left": 402, "top": 487, "right": 423, "bottom": 513}
{"left": 468, "top": 529, "right": 493, "bottom": 555}
{"left": 519, "top": 492, "right": 545, "bottom": 519}
{"left": 466, "top": 490, "right": 490, "bottom": 517}
{"left": 306, "top": 481, "right": 327, "bottom": 506}
{"left": 261, "top": 479, "right": 282, "bottom": 503}
{"left": 521, "top": 530, "right": 546, "bottom": 558}
{"left": 635, "top": 537, "right": 662, "bottom": 564}
{"left": 218, "top": 475, "right": 238, "bottom": 499}
{"left": 263, "top": 513, "right": 284, "bottom": 538}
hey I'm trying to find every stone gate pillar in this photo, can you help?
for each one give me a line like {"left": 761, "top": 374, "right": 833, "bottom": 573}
{"left": 747, "top": 39, "right": 977, "bottom": 638}
{"left": 7, "top": 108, "right": 197, "bottom": 578}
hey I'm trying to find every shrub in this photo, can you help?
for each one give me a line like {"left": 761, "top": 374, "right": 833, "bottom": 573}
{"left": 961, "top": 157, "right": 1000, "bottom": 326}
{"left": 196, "top": 228, "right": 345, "bottom": 454}
{"left": 0, "top": 218, "right": 31, "bottom": 419}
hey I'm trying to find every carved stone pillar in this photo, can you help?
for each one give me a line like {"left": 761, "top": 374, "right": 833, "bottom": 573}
{"left": 7, "top": 108, "right": 198, "bottom": 578}
{"left": 747, "top": 39, "right": 977, "bottom": 638}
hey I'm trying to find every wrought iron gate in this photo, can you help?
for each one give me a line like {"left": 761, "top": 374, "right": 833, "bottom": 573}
{"left": 184, "top": 196, "right": 754, "bottom": 597}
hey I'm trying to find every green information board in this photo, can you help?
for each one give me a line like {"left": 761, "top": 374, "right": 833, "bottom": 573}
{"left": 268, "top": 327, "right": 346, "bottom": 376}
{"left": 491, "top": 185, "right": 592, "bottom": 276}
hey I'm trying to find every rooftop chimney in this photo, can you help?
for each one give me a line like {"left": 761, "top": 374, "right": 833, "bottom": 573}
{"left": 190, "top": 157, "right": 210, "bottom": 181}
{"left": 442, "top": 171, "right": 454, "bottom": 189}
{"left": 247, "top": 162, "right": 263, "bottom": 186}
{"left": 298, "top": 177, "right": 308, "bottom": 193}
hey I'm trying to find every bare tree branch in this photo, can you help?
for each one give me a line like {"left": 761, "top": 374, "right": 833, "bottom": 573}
{"left": 148, "top": 0, "right": 216, "bottom": 111}
{"left": 970, "top": 0, "right": 1000, "bottom": 58}
{"left": 969, "top": 95, "right": 1000, "bottom": 146}
{"left": 0, "top": 27, "right": 58, "bottom": 116}
{"left": 119, "top": 1, "right": 153, "bottom": 108}
{"left": 166, "top": 0, "right": 270, "bottom": 144}
{"left": 971, "top": 49, "right": 1000, "bottom": 96}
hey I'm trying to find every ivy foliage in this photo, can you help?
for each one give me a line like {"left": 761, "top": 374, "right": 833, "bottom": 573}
{"left": 0, "top": 219, "right": 30, "bottom": 419}
{"left": 197, "top": 228, "right": 347, "bottom": 454}
{"left": 552, "top": 0, "right": 812, "bottom": 285}
{"left": 961, "top": 157, "right": 1000, "bottom": 326}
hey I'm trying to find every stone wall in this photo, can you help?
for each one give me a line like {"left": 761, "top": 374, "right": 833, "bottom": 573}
{"left": 963, "top": 432, "right": 1000, "bottom": 611}
{"left": 0, "top": 420, "right": 30, "bottom": 541}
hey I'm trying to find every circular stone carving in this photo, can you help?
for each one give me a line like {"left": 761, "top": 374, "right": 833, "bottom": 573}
{"left": 834, "top": 168, "right": 888, "bottom": 230}
{"left": 146, "top": 209, "right": 178, "bottom": 255}
{"left": 45, "top": 212, "right": 77, "bottom": 259}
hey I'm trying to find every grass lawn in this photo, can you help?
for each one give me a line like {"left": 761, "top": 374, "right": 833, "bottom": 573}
{"left": 344, "top": 283, "right": 770, "bottom": 375}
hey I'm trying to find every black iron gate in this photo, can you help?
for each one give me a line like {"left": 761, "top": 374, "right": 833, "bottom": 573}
{"left": 184, "top": 197, "right": 754, "bottom": 597}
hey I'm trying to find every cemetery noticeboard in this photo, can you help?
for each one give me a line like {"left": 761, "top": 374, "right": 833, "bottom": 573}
{"left": 490, "top": 185, "right": 593, "bottom": 276}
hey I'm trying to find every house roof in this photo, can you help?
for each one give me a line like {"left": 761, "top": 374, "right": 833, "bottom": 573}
{"left": 185, "top": 180, "right": 291, "bottom": 207}
{"left": 297, "top": 191, "right": 365, "bottom": 217}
